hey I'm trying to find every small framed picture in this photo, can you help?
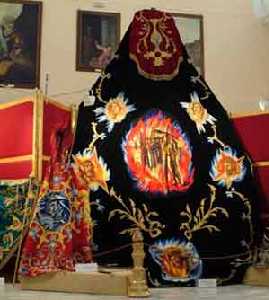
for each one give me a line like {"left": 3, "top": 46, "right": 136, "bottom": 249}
{"left": 76, "top": 11, "right": 120, "bottom": 72}
{"left": 0, "top": 0, "right": 42, "bottom": 88}
{"left": 172, "top": 13, "right": 204, "bottom": 77}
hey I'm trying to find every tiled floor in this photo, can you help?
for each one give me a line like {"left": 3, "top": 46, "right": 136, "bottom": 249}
{"left": 1, "top": 284, "right": 269, "bottom": 300}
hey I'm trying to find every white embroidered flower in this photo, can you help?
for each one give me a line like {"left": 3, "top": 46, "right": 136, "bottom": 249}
{"left": 94, "top": 92, "right": 135, "bottom": 132}
{"left": 181, "top": 92, "right": 216, "bottom": 134}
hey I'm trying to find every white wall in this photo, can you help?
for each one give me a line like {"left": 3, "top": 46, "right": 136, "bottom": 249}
{"left": 0, "top": 0, "right": 269, "bottom": 114}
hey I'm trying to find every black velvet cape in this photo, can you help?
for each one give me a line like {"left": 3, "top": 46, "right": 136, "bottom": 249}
{"left": 73, "top": 10, "right": 261, "bottom": 286}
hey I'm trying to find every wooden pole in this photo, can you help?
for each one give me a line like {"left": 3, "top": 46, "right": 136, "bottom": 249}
{"left": 12, "top": 178, "right": 33, "bottom": 286}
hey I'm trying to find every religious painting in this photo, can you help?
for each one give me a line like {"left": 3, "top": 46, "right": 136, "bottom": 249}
{"left": 76, "top": 11, "right": 120, "bottom": 72}
{"left": 172, "top": 13, "right": 204, "bottom": 76}
{"left": 0, "top": 0, "right": 42, "bottom": 88}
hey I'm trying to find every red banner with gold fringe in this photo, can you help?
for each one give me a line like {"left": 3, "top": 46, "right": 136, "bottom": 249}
{"left": 0, "top": 99, "right": 34, "bottom": 181}
{"left": 232, "top": 112, "right": 269, "bottom": 224}
{"left": 0, "top": 94, "right": 74, "bottom": 182}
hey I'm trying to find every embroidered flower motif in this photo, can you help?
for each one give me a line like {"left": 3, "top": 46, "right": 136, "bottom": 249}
{"left": 210, "top": 148, "right": 246, "bottom": 189}
{"left": 181, "top": 92, "right": 216, "bottom": 134}
{"left": 8, "top": 215, "right": 22, "bottom": 231}
{"left": 94, "top": 92, "right": 135, "bottom": 132}
{"left": 149, "top": 238, "right": 202, "bottom": 282}
{"left": 73, "top": 148, "right": 110, "bottom": 192}
{"left": 2, "top": 233, "right": 13, "bottom": 249}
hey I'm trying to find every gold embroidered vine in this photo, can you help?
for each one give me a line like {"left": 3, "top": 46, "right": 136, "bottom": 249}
{"left": 108, "top": 187, "right": 164, "bottom": 238}
{"left": 226, "top": 189, "right": 253, "bottom": 247}
{"left": 94, "top": 72, "right": 111, "bottom": 104}
{"left": 216, "top": 189, "right": 253, "bottom": 284}
{"left": 86, "top": 122, "right": 106, "bottom": 152}
{"left": 207, "top": 125, "right": 226, "bottom": 148}
{"left": 180, "top": 184, "right": 229, "bottom": 240}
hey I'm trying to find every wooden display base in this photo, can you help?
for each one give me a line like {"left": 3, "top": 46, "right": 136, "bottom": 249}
{"left": 244, "top": 266, "right": 269, "bottom": 286}
{"left": 19, "top": 230, "right": 150, "bottom": 297}
{"left": 20, "top": 269, "right": 132, "bottom": 295}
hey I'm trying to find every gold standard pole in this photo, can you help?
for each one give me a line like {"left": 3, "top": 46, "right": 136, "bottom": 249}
{"left": 71, "top": 104, "right": 78, "bottom": 134}
{"left": 128, "top": 229, "right": 150, "bottom": 297}
{"left": 32, "top": 89, "right": 39, "bottom": 180}
{"left": 37, "top": 90, "right": 44, "bottom": 182}
{"left": 67, "top": 104, "right": 78, "bottom": 164}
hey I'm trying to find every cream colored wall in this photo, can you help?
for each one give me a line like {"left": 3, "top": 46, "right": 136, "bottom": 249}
{"left": 0, "top": 0, "right": 269, "bottom": 114}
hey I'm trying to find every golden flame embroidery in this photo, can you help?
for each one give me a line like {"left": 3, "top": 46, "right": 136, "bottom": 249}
{"left": 210, "top": 148, "right": 246, "bottom": 189}
{"left": 73, "top": 147, "right": 110, "bottom": 192}
{"left": 181, "top": 92, "right": 216, "bottom": 134}
{"left": 94, "top": 92, "right": 135, "bottom": 132}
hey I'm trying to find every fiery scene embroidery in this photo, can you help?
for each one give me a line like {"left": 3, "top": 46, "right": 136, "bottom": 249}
{"left": 73, "top": 147, "right": 110, "bottom": 192}
{"left": 149, "top": 239, "right": 202, "bottom": 282}
{"left": 122, "top": 111, "right": 194, "bottom": 194}
{"left": 210, "top": 148, "right": 246, "bottom": 189}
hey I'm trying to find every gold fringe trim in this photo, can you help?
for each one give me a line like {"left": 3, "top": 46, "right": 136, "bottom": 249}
{"left": 253, "top": 161, "right": 269, "bottom": 167}
{"left": 0, "top": 179, "right": 30, "bottom": 185}
{"left": 231, "top": 111, "right": 269, "bottom": 119}
{"left": 44, "top": 97, "right": 72, "bottom": 112}
{"left": 0, "top": 155, "right": 32, "bottom": 164}
{"left": 0, "top": 98, "right": 34, "bottom": 110}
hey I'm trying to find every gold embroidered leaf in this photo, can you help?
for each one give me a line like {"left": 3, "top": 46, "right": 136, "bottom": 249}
{"left": 147, "top": 211, "right": 159, "bottom": 217}
{"left": 180, "top": 211, "right": 190, "bottom": 217}
{"left": 137, "top": 209, "right": 144, "bottom": 224}
{"left": 108, "top": 209, "right": 125, "bottom": 221}
{"left": 186, "top": 204, "right": 191, "bottom": 214}
{"left": 129, "top": 198, "right": 136, "bottom": 216}
{"left": 142, "top": 204, "right": 148, "bottom": 213}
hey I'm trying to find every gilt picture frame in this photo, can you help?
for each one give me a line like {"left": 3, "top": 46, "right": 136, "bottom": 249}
{"left": 76, "top": 10, "right": 120, "bottom": 72}
{"left": 172, "top": 13, "right": 204, "bottom": 77}
{"left": 0, "top": 0, "right": 42, "bottom": 88}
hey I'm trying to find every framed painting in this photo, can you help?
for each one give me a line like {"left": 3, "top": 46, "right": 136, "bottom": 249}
{"left": 0, "top": 0, "right": 42, "bottom": 88}
{"left": 172, "top": 13, "right": 204, "bottom": 77}
{"left": 76, "top": 11, "right": 120, "bottom": 72}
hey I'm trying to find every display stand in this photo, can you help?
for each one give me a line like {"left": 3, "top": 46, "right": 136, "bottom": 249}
{"left": 244, "top": 266, "right": 269, "bottom": 286}
{"left": 20, "top": 270, "right": 131, "bottom": 295}
{"left": 20, "top": 229, "right": 150, "bottom": 297}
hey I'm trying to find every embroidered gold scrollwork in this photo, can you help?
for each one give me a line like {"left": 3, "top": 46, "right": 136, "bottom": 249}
{"left": 207, "top": 125, "right": 227, "bottom": 148}
{"left": 180, "top": 184, "right": 229, "bottom": 240}
{"left": 94, "top": 72, "right": 111, "bottom": 104}
{"left": 108, "top": 187, "right": 164, "bottom": 238}
{"left": 86, "top": 122, "right": 106, "bottom": 152}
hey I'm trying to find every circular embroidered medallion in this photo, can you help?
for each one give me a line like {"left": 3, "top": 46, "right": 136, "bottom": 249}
{"left": 38, "top": 191, "right": 71, "bottom": 231}
{"left": 122, "top": 110, "right": 194, "bottom": 194}
{"left": 149, "top": 238, "right": 202, "bottom": 282}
